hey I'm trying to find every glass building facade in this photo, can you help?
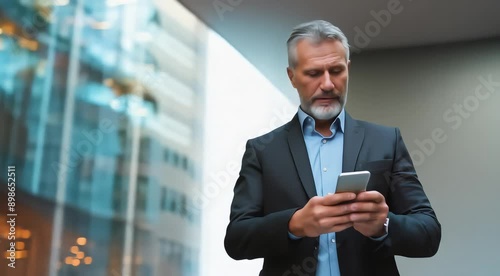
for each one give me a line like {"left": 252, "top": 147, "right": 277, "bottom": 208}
{"left": 0, "top": 0, "right": 207, "bottom": 275}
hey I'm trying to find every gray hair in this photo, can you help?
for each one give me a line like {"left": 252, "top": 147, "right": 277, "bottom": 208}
{"left": 287, "top": 20, "right": 350, "bottom": 68}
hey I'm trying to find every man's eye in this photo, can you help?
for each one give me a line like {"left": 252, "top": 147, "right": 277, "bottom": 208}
{"left": 330, "top": 68, "right": 343, "bottom": 74}
{"left": 307, "top": 71, "right": 320, "bottom": 77}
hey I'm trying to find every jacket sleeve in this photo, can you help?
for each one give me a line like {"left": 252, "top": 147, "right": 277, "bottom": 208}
{"left": 224, "top": 139, "right": 304, "bottom": 260}
{"left": 375, "top": 128, "right": 442, "bottom": 257}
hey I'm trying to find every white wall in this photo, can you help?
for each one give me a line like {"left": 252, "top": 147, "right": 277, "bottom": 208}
{"left": 201, "top": 30, "right": 296, "bottom": 276}
{"left": 347, "top": 39, "right": 500, "bottom": 276}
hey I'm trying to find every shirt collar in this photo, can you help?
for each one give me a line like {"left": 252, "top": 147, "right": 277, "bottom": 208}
{"left": 297, "top": 106, "right": 345, "bottom": 136}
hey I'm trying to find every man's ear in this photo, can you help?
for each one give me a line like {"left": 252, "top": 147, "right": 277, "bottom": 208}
{"left": 287, "top": 67, "right": 296, "bottom": 88}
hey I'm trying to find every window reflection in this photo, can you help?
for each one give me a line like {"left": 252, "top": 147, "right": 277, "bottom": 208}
{"left": 0, "top": 0, "right": 205, "bottom": 275}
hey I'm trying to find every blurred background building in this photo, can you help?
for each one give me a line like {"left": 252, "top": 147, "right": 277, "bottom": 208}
{"left": 0, "top": 0, "right": 206, "bottom": 275}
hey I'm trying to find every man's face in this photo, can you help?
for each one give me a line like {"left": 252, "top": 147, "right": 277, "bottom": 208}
{"left": 287, "top": 39, "right": 350, "bottom": 120}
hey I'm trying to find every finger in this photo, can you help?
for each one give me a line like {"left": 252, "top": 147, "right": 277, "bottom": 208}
{"left": 307, "top": 204, "right": 351, "bottom": 221}
{"left": 320, "top": 204, "right": 352, "bottom": 218}
{"left": 323, "top": 192, "right": 356, "bottom": 205}
{"left": 355, "top": 191, "right": 384, "bottom": 203}
{"left": 349, "top": 202, "right": 381, "bottom": 213}
{"left": 319, "top": 216, "right": 353, "bottom": 231}
{"left": 349, "top": 212, "right": 380, "bottom": 222}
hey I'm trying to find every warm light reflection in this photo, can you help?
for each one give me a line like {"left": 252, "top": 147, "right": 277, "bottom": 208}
{"left": 72, "top": 259, "right": 80, "bottom": 266}
{"left": 70, "top": 246, "right": 79, "bottom": 254}
{"left": 4, "top": 250, "right": 28, "bottom": 259}
{"left": 76, "top": 237, "right": 87, "bottom": 246}
{"left": 18, "top": 38, "right": 39, "bottom": 51}
{"left": 1, "top": 22, "right": 15, "bottom": 36}
{"left": 14, "top": 229, "right": 26, "bottom": 238}
{"left": 104, "top": 78, "right": 114, "bottom": 87}
{"left": 65, "top": 257, "right": 73, "bottom": 265}
{"left": 76, "top": 251, "right": 85, "bottom": 259}
{"left": 16, "top": 242, "right": 25, "bottom": 250}
{"left": 18, "top": 250, "right": 28, "bottom": 259}
{"left": 84, "top": 256, "right": 92, "bottom": 265}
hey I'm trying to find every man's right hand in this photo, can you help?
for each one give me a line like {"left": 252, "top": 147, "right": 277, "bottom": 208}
{"left": 288, "top": 193, "right": 356, "bottom": 237}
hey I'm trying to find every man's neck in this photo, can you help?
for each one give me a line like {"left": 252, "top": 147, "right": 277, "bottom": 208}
{"left": 314, "top": 118, "right": 335, "bottom": 136}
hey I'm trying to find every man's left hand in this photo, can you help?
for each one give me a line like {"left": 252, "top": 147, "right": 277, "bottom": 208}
{"left": 348, "top": 191, "right": 389, "bottom": 237}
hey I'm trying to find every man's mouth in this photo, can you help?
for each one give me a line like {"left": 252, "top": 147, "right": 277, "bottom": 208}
{"left": 314, "top": 97, "right": 338, "bottom": 104}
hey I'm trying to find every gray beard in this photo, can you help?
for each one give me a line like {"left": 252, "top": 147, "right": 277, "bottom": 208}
{"left": 310, "top": 104, "right": 342, "bottom": 120}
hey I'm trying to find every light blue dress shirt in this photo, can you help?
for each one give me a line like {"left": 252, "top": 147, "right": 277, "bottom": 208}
{"left": 296, "top": 107, "right": 345, "bottom": 276}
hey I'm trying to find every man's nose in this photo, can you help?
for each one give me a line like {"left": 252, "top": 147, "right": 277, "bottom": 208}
{"left": 320, "top": 71, "right": 334, "bottom": 91}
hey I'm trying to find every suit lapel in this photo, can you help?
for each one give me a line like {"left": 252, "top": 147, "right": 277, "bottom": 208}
{"left": 287, "top": 114, "right": 317, "bottom": 199}
{"left": 337, "top": 113, "right": 365, "bottom": 261}
{"left": 342, "top": 113, "right": 365, "bottom": 172}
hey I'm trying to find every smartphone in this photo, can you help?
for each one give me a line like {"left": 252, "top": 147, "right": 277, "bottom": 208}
{"left": 335, "top": 171, "right": 371, "bottom": 194}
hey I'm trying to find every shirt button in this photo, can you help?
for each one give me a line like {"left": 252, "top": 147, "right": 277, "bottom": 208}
{"left": 323, "top": 168, "right": 327, "bottom": 172}
{"left": 322, "top": 139, "right": 327, "bottom": 144}
{"left": 331, "top": 238, "right": 336, "bottom": 243}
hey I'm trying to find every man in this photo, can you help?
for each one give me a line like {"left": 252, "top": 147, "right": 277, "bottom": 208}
{"left": 224, "top": 20, "right": 441, "bottom": 276}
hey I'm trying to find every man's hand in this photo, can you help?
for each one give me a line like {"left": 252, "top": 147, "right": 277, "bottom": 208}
{"left": 349, "top": 191, "right": 389, "bottom": 237}
{"left": 288, "top": 193, "right": 356, "bottom": 237}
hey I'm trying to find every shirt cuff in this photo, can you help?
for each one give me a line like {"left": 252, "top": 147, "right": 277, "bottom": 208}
{"left": 288, "top": 231, "right": 303, "bottom": 240}
{"left": 369, "top": 233, "right": 388, "bottom": 241}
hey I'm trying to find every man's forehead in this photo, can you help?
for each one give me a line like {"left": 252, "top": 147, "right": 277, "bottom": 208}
{"left": 296, "top": 40, "right": 348, "bottom": 66}
{"left": 304, "top": 56, "right": 346, "bottom": 67}
{"left": 300, "top": 55, "right": 347, "bottom": 68}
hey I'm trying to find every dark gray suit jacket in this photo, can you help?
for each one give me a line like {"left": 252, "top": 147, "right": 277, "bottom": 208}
{"left": 225, "top": 112, "right": 441, "bottom": 276}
